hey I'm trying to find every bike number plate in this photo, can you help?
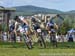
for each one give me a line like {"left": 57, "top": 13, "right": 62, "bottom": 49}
{"left": 37, "top": 29, "right": 41, "bottom": 32}
{"left": 20, "top": 28, "right": 25, "bottom": 33}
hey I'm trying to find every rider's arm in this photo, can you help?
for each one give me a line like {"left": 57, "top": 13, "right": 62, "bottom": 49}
{"left": 14, "top": 21, "right": 18, "bottom": 37}
{"left": 19, "top": 16, "right": 28, "bottom": 25}
{"left": 14, "top": 22, "right": 18, "bottom": 31}
{"left": 46, "top": 22, "right": 49, "bottom": 30}
{"left": 22, "top": 19, "right": 28, "bottom": 25}
{"left": 46, "top": 25, "right": 48, "bottom": 30}
{"left": 54, "top": 23, "right": 58, "bottom": 30}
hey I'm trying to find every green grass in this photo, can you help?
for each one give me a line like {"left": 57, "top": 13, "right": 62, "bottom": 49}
{"left": 0, "top": 42, "right": 75, "bottom": 56}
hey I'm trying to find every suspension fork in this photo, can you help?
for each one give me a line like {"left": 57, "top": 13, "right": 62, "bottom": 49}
{"left": 22, "top": 34, "right": 29, "bottom": 48}
{"left": 23, "top": 34, "right": 32, "bottom": 49}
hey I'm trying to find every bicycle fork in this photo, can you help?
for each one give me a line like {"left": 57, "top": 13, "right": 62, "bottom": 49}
{"left": 23, "top": 34, "right": 33, "bottom": 49}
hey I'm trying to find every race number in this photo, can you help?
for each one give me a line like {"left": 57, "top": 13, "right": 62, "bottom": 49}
{"left": 37, "top": 29, "right": 41, "bottom": 33}
{"left": 20, "top": 28, "right": 24, "bottom": 33}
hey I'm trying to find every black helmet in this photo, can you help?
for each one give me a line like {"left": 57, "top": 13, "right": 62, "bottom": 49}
{"left": 14, "top": 16, "right": 19, "bottom": 21}
{"left": 31, "top": 17, "right": 36, "bottom": 23}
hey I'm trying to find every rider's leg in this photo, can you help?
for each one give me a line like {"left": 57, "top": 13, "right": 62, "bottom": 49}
{"left": 52, "top": 35, "right": 57, "bottom": 47}
{"left": 23, "top": 34, "right": 30, "bottom": 49}
{"left": 38, "top": 37, "right": 42, "bottom": 47}
{"left": 25, "top": 27, "right": 33, "bottom": 49}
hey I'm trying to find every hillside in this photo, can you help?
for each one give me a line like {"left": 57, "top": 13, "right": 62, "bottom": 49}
{"left": 14, "top": 5, "right": 63, "bottom": 16}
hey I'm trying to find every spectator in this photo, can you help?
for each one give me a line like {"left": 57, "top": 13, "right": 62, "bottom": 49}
{"left": 68, "top": 34, "right": 73, "bottom": 42}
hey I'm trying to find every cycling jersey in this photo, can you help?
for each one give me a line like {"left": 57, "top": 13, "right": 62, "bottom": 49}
{"left": 47, "top": 22, "right": 54, "bottom": 29}
{"left": 22, "top": 23, "right": 29, "bottom": 32}
{"left": 9, "top": 23, "right": 15, "bottom": 32}
{"left": 18, "top": 16, "right": 29, "bottom": 33}
{"left": 33, "top": 23, "right": 40, "bottom": 31}
{"left": 47, "top": 21, "right": 56, "bottom": 33}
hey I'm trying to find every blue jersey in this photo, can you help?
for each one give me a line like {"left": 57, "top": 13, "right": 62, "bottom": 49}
{"left": 33, "top": 23, "right": 40, "bottom": 30}
{"left": 9, "top": 24, "right": 15, "bottom": 32}
{"left": 47, "top": 22, "right": 54, "bottom": 29}
{"left": 21, "top": 23, "right": 29, "bottom": 32}
{"left": 47, "top": 22, "right": 56, "bottom": 33}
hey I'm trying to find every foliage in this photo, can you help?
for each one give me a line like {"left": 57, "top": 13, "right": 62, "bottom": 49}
{"left": 58, "top": 15, "right": 75, "bottom": 34}
{"left": 1, "top": 24, "right": 8, "bottom": 32}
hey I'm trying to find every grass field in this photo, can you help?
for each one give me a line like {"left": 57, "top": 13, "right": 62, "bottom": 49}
{"left": 0, "top": 42, "right": 75, "bottom": 56}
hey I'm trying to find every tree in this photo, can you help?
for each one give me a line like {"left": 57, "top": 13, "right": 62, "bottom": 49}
{"left": 58, "top": 16, "right": 73, "bottom": 35}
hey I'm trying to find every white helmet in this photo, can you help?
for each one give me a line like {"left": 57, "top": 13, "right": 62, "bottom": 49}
{"left": 19, "top": 16, "right": 24, "bottom": 20}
